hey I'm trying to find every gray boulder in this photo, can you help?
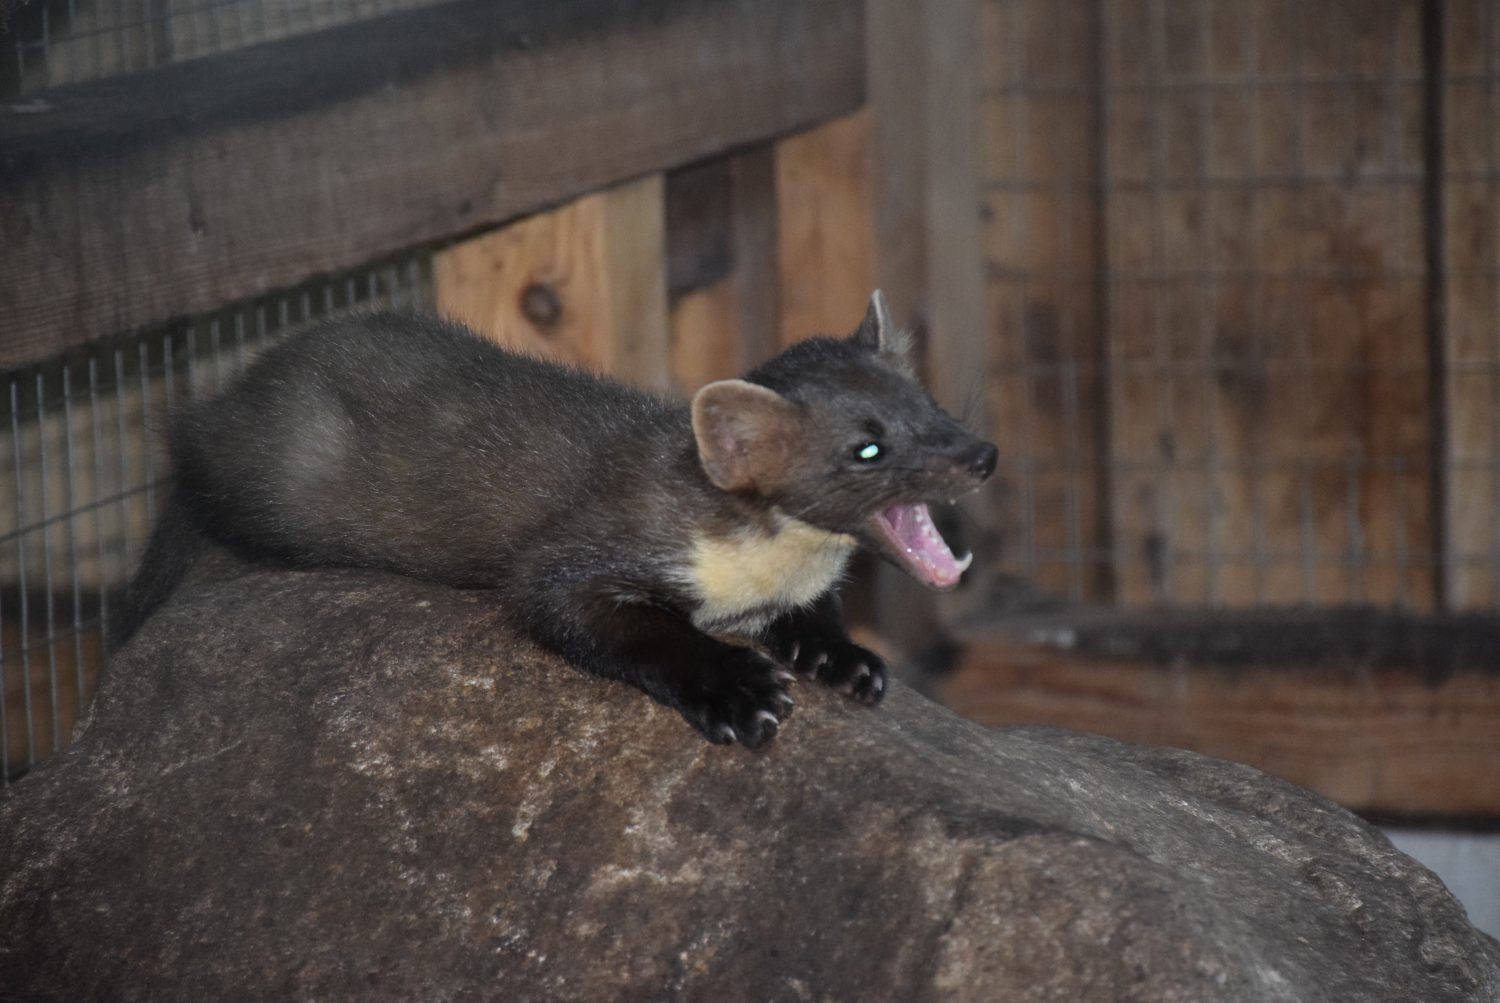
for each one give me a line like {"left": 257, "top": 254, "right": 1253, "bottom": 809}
{"left": 2, "top": 566, "right": 1497, "bottom": 1001}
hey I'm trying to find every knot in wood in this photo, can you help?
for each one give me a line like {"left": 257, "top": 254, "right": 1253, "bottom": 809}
{"left": 520, "top": 283, "right": 563, "bottom": 331}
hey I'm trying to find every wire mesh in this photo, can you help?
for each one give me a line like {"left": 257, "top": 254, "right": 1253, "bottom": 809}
{"left": 2, "top": 0, "right": 453, "bottom": 98}
{"left": 979, "top": 0, "right": 1479, "bottom": 612}
{"left": 0, "top": 253, "right": 432, "bottom": 783}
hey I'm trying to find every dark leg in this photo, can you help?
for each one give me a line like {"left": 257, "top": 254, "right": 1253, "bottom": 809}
{"left": 762, "top": 592, "right": 887, "bottom": 704}
{"left": 528, "top": 595, "right": 795, "bottom": 748}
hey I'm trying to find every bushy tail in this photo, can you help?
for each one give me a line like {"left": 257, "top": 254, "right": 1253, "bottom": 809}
{"left": 108, "top": 489, "right": 210, "bottom": 652}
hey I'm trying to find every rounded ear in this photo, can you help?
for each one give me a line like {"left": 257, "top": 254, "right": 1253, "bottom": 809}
{"left": 691, "top": 380, "right": 801, "bottom": 493}
{"left": 851, "top": 289, "right": 915, "bottom": 369}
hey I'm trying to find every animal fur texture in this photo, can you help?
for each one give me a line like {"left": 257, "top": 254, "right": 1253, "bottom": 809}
{"left": 116, "top": 292, "right": 996, "bottom": 746}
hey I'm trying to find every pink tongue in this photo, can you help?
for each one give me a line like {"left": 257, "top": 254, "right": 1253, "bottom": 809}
{"left": 880, "top": 502, "right": 967, "bottom": 587}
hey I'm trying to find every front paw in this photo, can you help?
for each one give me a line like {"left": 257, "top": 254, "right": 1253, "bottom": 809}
{"left": 781, "top": 636, "right": 887, "bottom": 705}
{"left": 679, "top": 649, "right": 796, "bottom": 749}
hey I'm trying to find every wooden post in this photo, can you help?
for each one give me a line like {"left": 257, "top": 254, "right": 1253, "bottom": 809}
{"left": 865, "top": 0, "right": 1000, "bottom": 654}
{"left": 432, "top": 175, "right": 671, "bottom": 390}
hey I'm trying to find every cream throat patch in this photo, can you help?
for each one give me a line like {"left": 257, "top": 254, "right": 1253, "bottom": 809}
{"left": 681, "top": 513, "right": 857, "bottom": 633}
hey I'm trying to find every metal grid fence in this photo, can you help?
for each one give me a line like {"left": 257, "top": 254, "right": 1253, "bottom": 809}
{"left": 980, "top": 0, "right": 1496, "bottom": 613}
{"left": 0, "top": 254, "right": 432, "bottom": 782}
{"left": 2, "top": 0, "right": 451, "bottom": 97}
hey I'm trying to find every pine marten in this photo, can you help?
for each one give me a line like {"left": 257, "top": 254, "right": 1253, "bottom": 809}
{"left": 116, "top": 292, "right": 996, "bottom": 747}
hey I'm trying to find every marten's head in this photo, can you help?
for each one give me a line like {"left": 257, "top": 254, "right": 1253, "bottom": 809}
{"left": 691, "top": 291, "right": 997, "bottom": 591}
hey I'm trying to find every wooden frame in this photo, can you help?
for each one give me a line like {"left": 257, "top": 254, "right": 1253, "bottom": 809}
{"left": 943, "top": 611, "right": 1500, "bottom": 818}
{"left": 0, "top": 0, "right": 864, "bottom": 370}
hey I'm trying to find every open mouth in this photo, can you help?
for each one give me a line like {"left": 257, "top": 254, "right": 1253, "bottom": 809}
{"left": 866, "top": 502, "right": 973, "bottom": 591}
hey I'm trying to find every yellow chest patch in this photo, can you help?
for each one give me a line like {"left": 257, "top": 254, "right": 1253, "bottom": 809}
{"left": 683, "top": 515, "right": 856, "bottom": 633}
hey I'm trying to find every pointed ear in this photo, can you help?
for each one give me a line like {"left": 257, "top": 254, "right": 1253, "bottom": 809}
{"left": 851, "top": 289, "right": 914, "bottom": 369}
{"left": 691, "top": 380, "right": 801, "bottom": 493}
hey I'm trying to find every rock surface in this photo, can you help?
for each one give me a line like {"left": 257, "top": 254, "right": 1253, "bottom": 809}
{"left": 2, "top": 565, "right": 1498, "bottom": 1002}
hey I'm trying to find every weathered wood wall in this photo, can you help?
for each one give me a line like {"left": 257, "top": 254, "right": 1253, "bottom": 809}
{"left": 1442, "top": 0, "right": 1500, "bottom": 609}
{"left": 956, "top": 0, "right": 1500, "bottom": 820}
{"left": 982, "top": 0, "right": 1493, "bottom": 613}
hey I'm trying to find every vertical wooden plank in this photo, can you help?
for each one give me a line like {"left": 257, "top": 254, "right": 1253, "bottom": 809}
{"left": 599, "top": 177, "right": 672, "bottom": 390}
{"left": 981, "top": 0, "right": 1112, "bottom": 604}
{"left": 665, "top": 148, "right": 781, "bottom": 392}
{"left": 919, "top": 0, "right": 1002, "bottom": 623}
{"left": 864, "top": 0, "right": 992, "bottom": 651}
{"left": 1442, "top": 0, "right": 1500, "bottom": 608}
{"left": 670, "top": 282, "right": 744, "bottom": 390}
{"left": 1104, "top": 0, "right": 1431, "bottom": 609}
{"left": 866, "top": 0, "right": 929, "bottom": 330}
{"left": 774, "top": 110, "right": 878, "bottom": 346}
{"left": 865, "top": 0, "right": 1001, "bottom": 653}
{"left": 727, "top": 149, "right": 784, "bottom": 370}
{"left": 432, "top": 175, "right": 669, "bottom": 388}
{"left": 920, "top": 0, "right": 992, "bottom": 467}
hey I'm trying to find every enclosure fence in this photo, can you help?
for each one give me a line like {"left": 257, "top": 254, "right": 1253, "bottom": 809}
{"left": 4, "top": 0, "right": 452, "bottom": 96}
{"left": 0, "top": 254, "right": 432, "bottom": 782}
{"left": 981, "top": 0, "right": 1500, "bottom": 613}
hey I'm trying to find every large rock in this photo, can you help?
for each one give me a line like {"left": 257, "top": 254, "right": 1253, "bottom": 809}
{"left": 2, "top": 565, "right": 1497, "bottom": 1001}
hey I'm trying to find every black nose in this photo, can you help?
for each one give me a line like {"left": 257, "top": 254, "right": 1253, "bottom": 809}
{"left": 963, "top": 442, "right": 998, "bottom": 481}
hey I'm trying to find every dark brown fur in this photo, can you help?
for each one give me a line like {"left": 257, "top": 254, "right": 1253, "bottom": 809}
{"left": 116, "top": 299, "right": 995, "bottom": 745}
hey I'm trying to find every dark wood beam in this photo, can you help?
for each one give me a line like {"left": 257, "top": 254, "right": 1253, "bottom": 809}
{"left": 0, "top": 0, "right": 864, "bottom": 370}
{"left": 942, "top": 610, "right": 1500, "bottom": 818}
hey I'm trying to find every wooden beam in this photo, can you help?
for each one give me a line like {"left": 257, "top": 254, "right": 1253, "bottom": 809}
{"left": 0, "top": 0, "right": 864, "bottom": 370}
{"left": 942, "top": 614, "right": 1500, "bottom": 818}
{"left": 432, "top": 176, "right": 670, "bottom": 390}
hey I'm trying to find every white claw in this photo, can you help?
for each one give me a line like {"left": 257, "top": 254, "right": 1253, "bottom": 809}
{"left": 755, "top": 710, "right": 780, "bottom": 728}
{"left": 872, "top": 674, "right": 885, "bottom": 693}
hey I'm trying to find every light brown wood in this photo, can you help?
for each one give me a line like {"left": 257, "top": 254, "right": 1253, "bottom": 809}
{"left": 2, "top": 619, "right": 102, "bottom": 779}
{"left": 433, "top": 176, "right": 670, "bottom": 389}
{"left": 0, "top": 0, "right": 863, "bottom": 370}
{"left": 670, "top": 280, "right": 744, "bottom": 392}
{"left": 665, "top": 147, "right": 782, "bottom": 393}
{"left": 942, "top": 629, "right": 1500, "bottom": 818}
{"left": 774, "top": 111, "right": 879, "bottom": 348}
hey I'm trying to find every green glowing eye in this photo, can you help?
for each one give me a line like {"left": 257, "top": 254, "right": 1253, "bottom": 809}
{"left": 856, "top": 442, "right": 883, "bottom": 462}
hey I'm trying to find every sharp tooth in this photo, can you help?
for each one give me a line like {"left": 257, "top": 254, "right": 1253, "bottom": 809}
{"left": 955, "top": 552, "right": 974, "bottom": 573}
